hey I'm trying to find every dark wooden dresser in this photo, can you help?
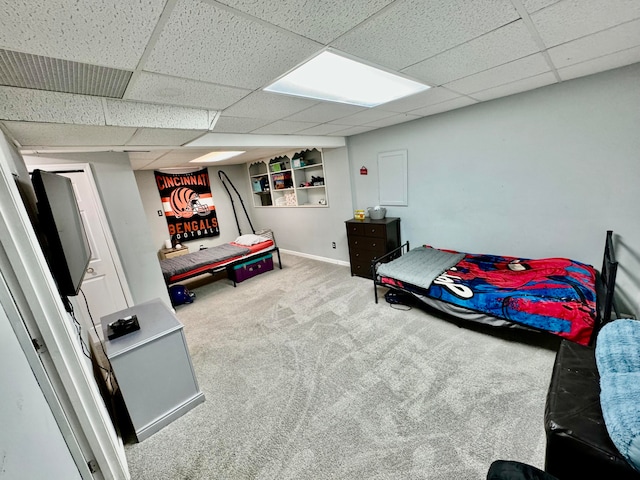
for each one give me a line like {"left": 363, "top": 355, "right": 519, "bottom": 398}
{"left": 345, "top": 217, "right": 401, "bottom": 279}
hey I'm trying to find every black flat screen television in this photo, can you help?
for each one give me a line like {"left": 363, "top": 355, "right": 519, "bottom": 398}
{"left": 31, "top": 169, "right": 91, "bottom": 297}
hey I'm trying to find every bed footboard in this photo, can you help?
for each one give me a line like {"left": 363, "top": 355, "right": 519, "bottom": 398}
{"left": 372, "top": 241, "right": 410, "bottom": 304}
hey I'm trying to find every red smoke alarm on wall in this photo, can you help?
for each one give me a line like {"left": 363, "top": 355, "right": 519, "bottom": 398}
{"left": 360, "top": 166, "right": 368, "bottom": 175}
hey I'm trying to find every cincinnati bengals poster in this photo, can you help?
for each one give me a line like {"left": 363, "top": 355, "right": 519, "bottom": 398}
{"left": 155, "top": 169, "right": 219, "bottom": 242}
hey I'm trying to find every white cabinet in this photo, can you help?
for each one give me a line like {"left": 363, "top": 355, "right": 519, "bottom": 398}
{"left": 100, "top": 299, "right": 205, "bottom": 442}
{"left": 248, "top": 148, "right": 328, "bottom": 208}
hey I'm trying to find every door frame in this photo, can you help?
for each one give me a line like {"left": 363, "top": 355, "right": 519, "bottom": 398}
{"left": 27, "top": 162, "right": 134, "bottom": 308}
{"left": 0, "top": 148, "right": 130, "bottom": 479}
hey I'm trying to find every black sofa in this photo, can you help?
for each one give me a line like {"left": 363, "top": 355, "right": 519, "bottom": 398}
{"left": 544, "top": 339, "right": 640, "bottom": 479}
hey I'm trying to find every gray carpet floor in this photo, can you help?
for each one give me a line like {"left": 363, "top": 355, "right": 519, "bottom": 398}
{"left": 124, "top": 253, "right": 559, "bottom": 479}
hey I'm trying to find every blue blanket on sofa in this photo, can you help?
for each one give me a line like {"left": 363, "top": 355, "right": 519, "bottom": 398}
{"left": 596, "top": 320, "right": 640, "bottom": 473}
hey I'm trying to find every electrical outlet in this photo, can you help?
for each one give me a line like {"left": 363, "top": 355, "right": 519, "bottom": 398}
{"left": 332, "top": 242, "right": 336, "bottom": 249}
{"left": 157, "top": 210, "right": 163, "bottom": 216}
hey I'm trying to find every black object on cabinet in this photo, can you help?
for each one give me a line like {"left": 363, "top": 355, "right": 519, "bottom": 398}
{"left": 345, "top": 217, "right": 400, "bottom": 279}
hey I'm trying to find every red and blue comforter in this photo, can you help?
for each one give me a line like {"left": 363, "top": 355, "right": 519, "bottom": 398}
{"left": 382, "top": 249, "right": 597, "bottom": 345}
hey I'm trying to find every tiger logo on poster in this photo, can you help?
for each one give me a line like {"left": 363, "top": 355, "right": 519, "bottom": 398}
{"left": 155, "top": 169, "right": 220, "bottom": 241}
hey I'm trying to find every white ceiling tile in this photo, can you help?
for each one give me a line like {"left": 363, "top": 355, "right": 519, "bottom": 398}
{"left": 144, "top": 0, "right": 320, "bottom": 89}
{"left": 213, "top": 116, "right": 272, "bottom": 133}
{"left": 104, "top": 100, "right": 210, "bottom": 129}
{"left": 128, "top": 150, "right": 169, "bottom": 165}
{"left": 0, "top": 0, "right": 165, "bottom": 69}
{"left": 284, "top": 103, "right": 365, "bottom": 123}
{"left": 521, "top": 0, "right": 561, "bottom": 13}
{"left": 330, "top": 108, "right": 396, "bottom": 126}
{"left": 214, "top": 0, "right": 395, "bottom": 44}
{"left": 2, "top": 121, "right": 136, "bottom": 146}
{"left": 403, "top": 21, "right": 540, "bottom": 85}
{"left": 129, "top": 156, "right": 159, "bottom": 170}
{"left": 222, "top": 91, "right": 318, "bottom": 120}
{"left": 126, "top": 128, "right": 207, "bottom": 147}
{"left": 557, "top": 46, "right": 640, "bottom": 81}
{"left": 444, "top": 54, "right": 551, "bottom": 94}
{"left": 406, "top": 96, "right": 478, "bottom": 117}
{"left": 532, "top": 0, "right": 640, "bottom": 48}
{"left": 0, "top": 86, "right": 104, "bottom": 125}
{"left": 469, "top": 72, "right": 557, "bottom": 102}
{"left": 334, "top": 0, "right": 519, "bottom": 70}
{"left": 295, "top": 123, "right": 349, "bottom": 136}
{"left": 251, "top": 120, "right": 317, "bottom": 135}
{"left": 364, "top": 113, "right": 421, "bottom": 128}
{"left": 548, "top": 19, "right": 640, "bottom": 68}
{"left": 378, "top": 87, "right": 463, "bottom": 113}
{"left": 126, "top": 72, "right": 251, "bottom": 110}
{"left": 327, "top": 125, "right": 379, "bottom": 136}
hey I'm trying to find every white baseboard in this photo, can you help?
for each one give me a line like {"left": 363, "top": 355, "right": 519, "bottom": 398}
{"left": 279, "top": 249, "right": 350, "bottom": 267}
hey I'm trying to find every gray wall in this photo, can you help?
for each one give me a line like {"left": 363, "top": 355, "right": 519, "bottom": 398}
{"left": 247, "top": 147, "right": 354, "bottom": 262}
{"left": 348, "top": 63, "right": 640, "bottom": 316}
{"left": 136, "top": 147, "right": 354, "bottom": 263}
{"left": 135, "top": 163, "right": 254, "bottom": 252}
{"left": 23, "top": 152, "right": 171, "bottom": 307}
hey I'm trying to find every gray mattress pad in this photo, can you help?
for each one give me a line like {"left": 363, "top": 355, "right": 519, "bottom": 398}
{"left": 161, "top": 243, "right": 250, "bottom": 281}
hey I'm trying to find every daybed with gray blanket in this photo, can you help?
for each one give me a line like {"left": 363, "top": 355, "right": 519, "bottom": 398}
{"left": 160, "top": 233, "right": 281, "bottom": 286}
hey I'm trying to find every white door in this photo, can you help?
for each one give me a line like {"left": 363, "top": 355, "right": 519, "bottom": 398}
{"left": 29, "top": 164, "right": 132, "bottom": 329}
{"left": 64, "top": 171, "right": 129, "bottom": 324}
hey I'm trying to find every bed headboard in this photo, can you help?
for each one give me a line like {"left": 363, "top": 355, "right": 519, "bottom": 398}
{"left": 596, "top": 230, "right": 619, "bottom": 333}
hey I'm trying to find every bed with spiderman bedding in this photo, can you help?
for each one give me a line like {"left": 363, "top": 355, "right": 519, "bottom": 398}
{"left": 373, "top": 231, "right": 618, "bottom": 345}
{"left": 160, "top": 232, "right": 281, "bottom": 286}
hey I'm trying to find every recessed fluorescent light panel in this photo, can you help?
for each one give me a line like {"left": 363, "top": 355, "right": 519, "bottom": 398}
{"left": 265, "top": 51, "right": 430, "bottom": 107}
{"left": 190, "top": 151, "right": 245, "bottom": 163}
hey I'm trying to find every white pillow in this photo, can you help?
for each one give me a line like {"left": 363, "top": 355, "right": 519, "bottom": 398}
{"left": 234, "top": 234, "right": 269, "bottom": 246}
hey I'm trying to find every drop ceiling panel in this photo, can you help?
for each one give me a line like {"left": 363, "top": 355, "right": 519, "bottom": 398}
{"left": 327, "top": 125, "right": 379, "bottom": 136}
{"left": 444, "top": 54, "right": 550, "bottom": 95}
{"left": 251, "top": 120, "right": 317, "bottom": 135}
{"left": 104, "top": 99, "right": 210, "bottom": 129}
{"left": 333, "top": 0, "right": 520, "bottom": 70}
{"left": 531, "top": 0, "right": 640, "bottom": 48}
{"left": 223, "top": 91, "right": 318, "bottom": 120}
{"left": 331, "top": 108, "right": 397, "bottom": 126}
{"left": 470, "top": 72, "right": 557, "bottom": 102}
{"left": 144, "top": 0, "right": 321, "bottom": 89}
{"left": 0, "top": 86, "right": 104, "bottom": 125}
{"left": 126, "top": 128, "right": 207, "bottom": 146}
{"left": 0, "top": 0, "right": 166, "bottom": 69}
{"left": 557, "top": 46, "right": 640, "bottom": 81}
{"left": 212, "top": 116, "right": 272, "bottom": 133}
{"left": 364, "top": 113, "right": 421, "bottom": 129}
{"left": 128, "top": 150, "right": 170, "bottom": 166}
{"left": 214, "top": 0, "right": 395, "bottom": 44}
{"left": 521, "top": 0, "right": 561, "bottom": 13}
{"left": 406, "top": 97, "right": 478, "bottom": 117}
{"left": 547, "top": 19, "right": 640, "bottom": 68}
{"left": 2, "top": 121, "right": 136, "bottom": 147}
{"left": 126, "top": 72, "right": 251, "bottom": 110}
{"left": 403, "top": 21, "right": 540, "bottom": 86}
{"left": 284, "top": 102, "right": 365, "bottom": 123}
{"left": 377, "top": 87, "right": 462, "bottom": 113}
{"left": 295, "top": 123, "right": 349, "bottom": 136}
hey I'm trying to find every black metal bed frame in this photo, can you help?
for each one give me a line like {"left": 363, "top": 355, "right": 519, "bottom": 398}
{"left": 371, "top": 231, "right": 619, "bottom": 344}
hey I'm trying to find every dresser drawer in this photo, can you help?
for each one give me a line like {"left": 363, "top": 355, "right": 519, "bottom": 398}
{"left": 361, "top": 224, "right": 387, "bottom": 238}
{"left": 349, "top": 257, "right": 376, "bottom": 278}
{"left": 348, "top": 235, "right": 386, "bottom": 254}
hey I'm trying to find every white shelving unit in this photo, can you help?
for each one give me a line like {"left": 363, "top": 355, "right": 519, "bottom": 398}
{"left": 248, "top": 148, "right": 327, "bottom": 208}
